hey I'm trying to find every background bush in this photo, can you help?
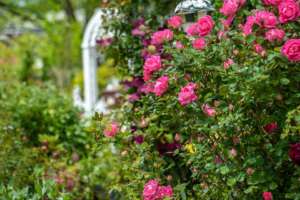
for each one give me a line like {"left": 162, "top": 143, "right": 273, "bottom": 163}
{"left": 0, "top": 83, "right": 125, "bottom": 199}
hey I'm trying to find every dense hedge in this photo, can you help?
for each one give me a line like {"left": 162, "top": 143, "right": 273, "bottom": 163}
{"left": 99, "top": 0, "right": 300, "bottom": 199}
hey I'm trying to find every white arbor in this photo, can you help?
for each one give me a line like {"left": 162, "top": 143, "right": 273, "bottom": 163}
{"left": 74, "top": 9, "right": 119, "bottom": 115}
{"left": 80, "top": 9, "right": 103, "bottom": 114}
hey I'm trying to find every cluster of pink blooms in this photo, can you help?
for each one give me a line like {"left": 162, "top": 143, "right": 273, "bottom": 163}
{"left": 178, "top": 83, "right": 198, "bottom": 106}
{"left": 243, "top": 0, "right": 300, "bottom": 32}
{"left": 131, "top": 18, "right": 146, "bottom": 37}
{"left": 153, "top": 76, "right": 169, "bottom": 97}
{"left": 240, "top": 0, "right": 300, "bottom": 61}
{"left": 167, "top": 15, "right": 183, "bottom": 29}
{"left": 186, "top": 15, "right": 214, "bottom": 51}
{"left": 143, "top": 55, "right": 162, "bottom": 81}
{"left": 143, "top": 179, "right": 173, "bottom": 200}
{"left": 151, "top": 29, "right": 174, "bottom": 45}
{"left": 242, "top": 11, "right": 278, "bottom": 36}
{"left": 265, "top": 28, "right": 285, "bottom": 42}
{"left": 186, "top": 15, "right": 215, "bottom": 37}
{"left": 220, "top": 0, "right": 246, "bottom": 27}
{"left": 103, "top": 122, "right": 119, "bottom": 138}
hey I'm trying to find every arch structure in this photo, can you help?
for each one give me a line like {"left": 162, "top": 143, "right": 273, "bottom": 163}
{"left": 75, "top": 9, "right": 108, "bottom": 115}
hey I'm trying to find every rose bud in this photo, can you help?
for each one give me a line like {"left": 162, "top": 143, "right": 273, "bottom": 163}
{"left": 213, "top": 100, "right": 221, "bottom": 107}
{"left": 147, "top": 45, "right": 157, "bottom": 54}
{"left": 139, "top": 117, "right": 149, "bottom": 128}
{"left": 167, "top": 175, "right": 173, "bottom": 182}
{"left": 275, "top": 94, "right": 283, "bottom": 101}
{"left": 263, "top": 122, "right": 278, "bottom": 134}
{"left": 175, "top": 133, "right": 181, "bottom": 142}
{"left": 289, "top": 143, "right": 300, "bottom": 165}
{"left": 72, "top": 152, "right": 80, "bottom": 162}
{"left": 232, "top": 136, "right": 240, "bottom": 145}
{"left": 121, "top": 150, "right": 128, "bottom": 157}
{"left": 228, "top": 104, "right": 234, "bottom": 112}
{"left": 246, "top": 167, "right": 255, "bottom": 176}
{"left": 262, "top": 192, "right": 273, "bottom": 200}
{"left": 233, "top": 49, "right": 239, "bottom": 55}
{"left": 229, "top": 148, "right": 238, "bottom": 158}
{"left": 200, "top": 182, "right": 208, "bottom": 189}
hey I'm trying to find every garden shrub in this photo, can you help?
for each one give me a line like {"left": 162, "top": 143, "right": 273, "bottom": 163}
{"left": 97, "top": 0, "right": 300, "bottom": 199}
{"left": 0, "top": 83, "right": 125, "bottom": 199}
{"left": 0, "top": 83, "right": 87, "bottom": 149}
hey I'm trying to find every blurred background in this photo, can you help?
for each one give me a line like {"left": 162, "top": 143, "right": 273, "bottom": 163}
{"left": 1, "top": 0, "right": 99, "bottom": 88}
{"left": 0, "top": 0, "right": 123, "bottom": 199}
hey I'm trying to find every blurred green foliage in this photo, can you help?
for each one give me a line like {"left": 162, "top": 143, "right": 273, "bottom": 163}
{"left": 0, "top": 0, "right": 100, "bottom": 89}
{"left": 0, "top": 83, "right": 124, "bottom": 199}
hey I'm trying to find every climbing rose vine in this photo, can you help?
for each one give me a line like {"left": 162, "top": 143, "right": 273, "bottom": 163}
{"left": 99, "top": 0, "right": 300, "bottom": 199}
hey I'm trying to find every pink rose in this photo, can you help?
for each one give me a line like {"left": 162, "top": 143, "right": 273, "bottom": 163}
{"left": 153, "top": 76, "right": 169, "bottom": 96}
{"left": 178, "top": 83, "right": 198, "bottom": 106}
{"left": 202, "top": 104, "right": 216, "bottom": 117}
{"left": 151, "top": 29, "right": 174, "bottom": 45}
{"left": 224, "top": 58, "right": 234, "bottom": 69}
{"left": 243, "top": 11, "right": 278, "bottom": 35}
{"left": 281, "top": 39, "right": 300, "bottom": 62}
{"left": 197, "top": 15, "right": 215, "bottom": 36}
{"left": 254, "top": 43, "right": 267, "bottom": 56}
{"left": 265, "top": 28, "right": 285, "bottom": 42}
{"left": 220, "top": 0, "right": 246, "bottom": 17}
{"left": 143, "top": 180, "right": 159, "bottom": 200}
{"left": 104, "top": 122, "right": 119, "bottom": 138}
{"left": 263, "top": 0, "right": 282, "bottom": 5}
{"left": 220, "top": 0, "right": 239, "bottom": 16}
{"left": 143, "top": 180, "right": 173, "bottom": 200}
{"left": 143, "top": 55, "right": 162, "bottom": 81}
{"left": 254, "top": 10, "right": 278, "bottom": 28}
{"left": 186, "top": 23, "right": 200, "bottom": 36}
{"left": 278, "top": 0, "right": 300, "bottom": 23}
{"left": 263, "top": 122, "right": 278, "bottom": 133}
{"left": 175, "top": 41, "right": 184, "bottom": 49}
{"left": 168, "top": 15, "right": 183, "bottom": 29}
{"left": 192, "top": 38, "right": 206, "bottom": 50}
{"left": 263, "top": 192, "right": 273, "bottom": 200}
{"left": 242, "top": 16, "right": 256, "bottom": 35}
{"left": 157, "top": 186, "right": 173, "bottom": 199}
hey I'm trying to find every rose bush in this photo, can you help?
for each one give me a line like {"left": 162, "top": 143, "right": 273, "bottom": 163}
{"left": 98, "top": 0, "right": 300, "bottom": 199}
